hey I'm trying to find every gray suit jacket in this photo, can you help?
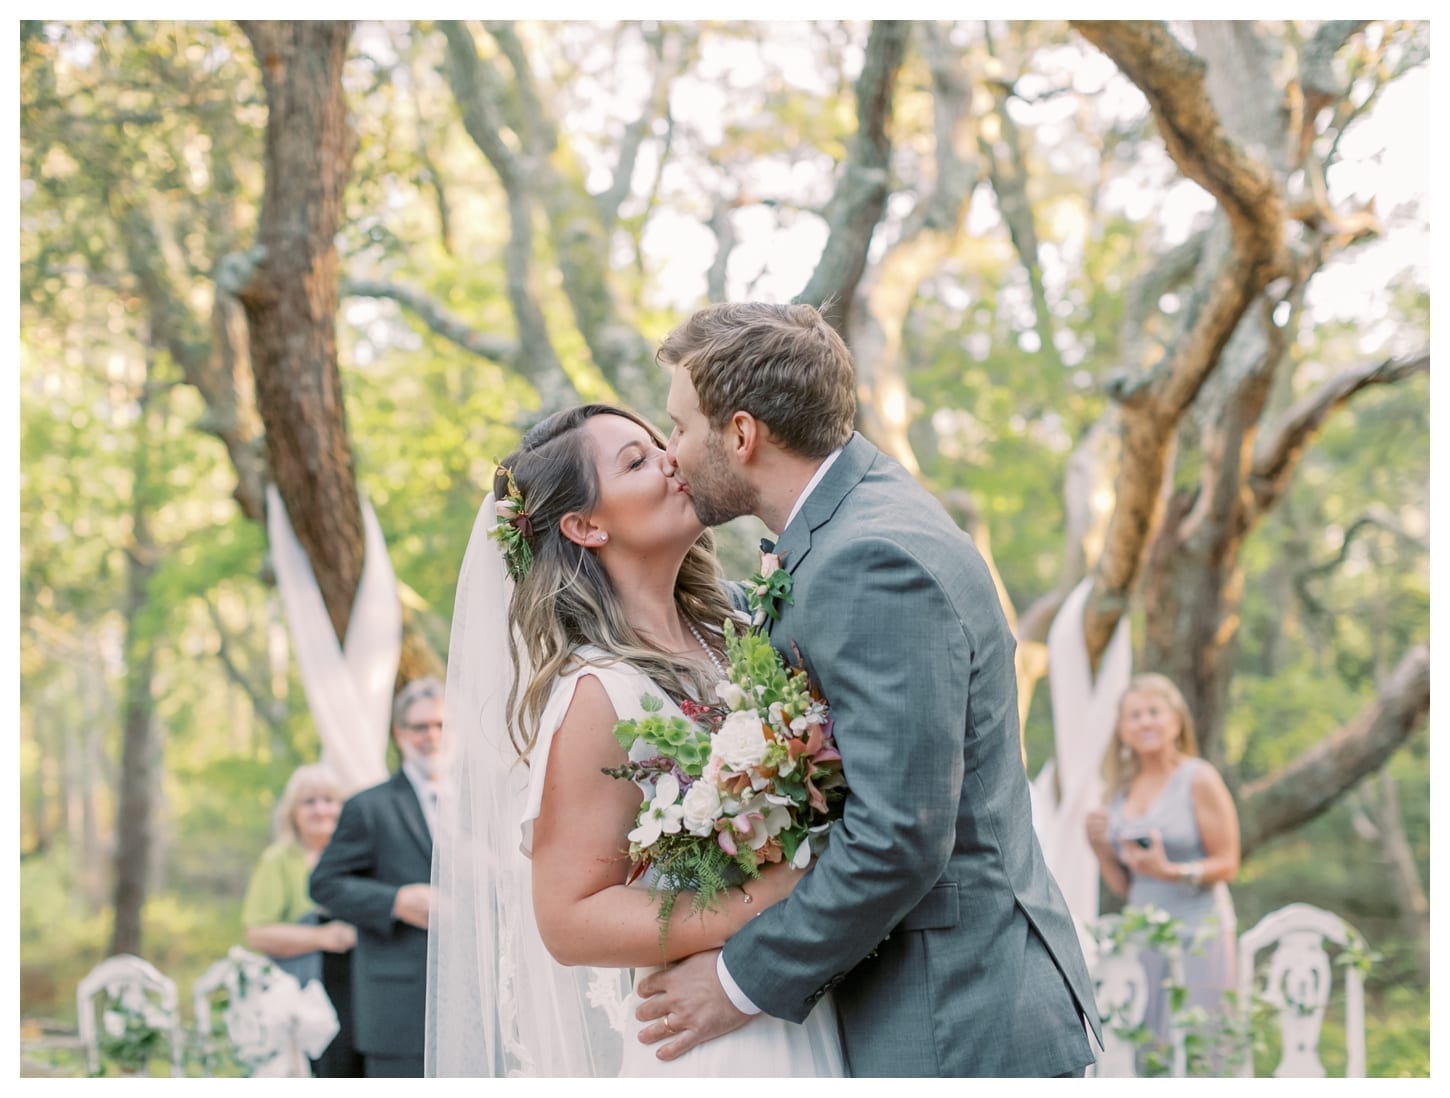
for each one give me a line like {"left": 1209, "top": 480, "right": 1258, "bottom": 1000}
{"left": 309, "top": 770, "right": 433, "bottom": 1061}
{"left": 720, "top": 434, "right": 1101, "bottom": 1077}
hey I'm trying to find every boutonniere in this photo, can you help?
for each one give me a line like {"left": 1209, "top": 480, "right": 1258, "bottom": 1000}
{"left": 746, "top": 549, "right": 794, "bottom": 627}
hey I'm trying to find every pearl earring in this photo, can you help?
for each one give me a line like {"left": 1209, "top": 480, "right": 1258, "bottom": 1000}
{"left": 597, "top": 532, "right": 608, "bottom": 544}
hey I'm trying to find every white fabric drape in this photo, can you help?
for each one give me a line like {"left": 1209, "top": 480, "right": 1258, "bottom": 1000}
{"left": 1029, "top": 576, "right": 1131, "bottom": 928}
{"left": 266, "top": 483, "right": 399, "bottom": 796}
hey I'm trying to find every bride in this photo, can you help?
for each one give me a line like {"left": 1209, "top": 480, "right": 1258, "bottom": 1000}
{"left": 425, "top": 403, "right": 844, "bottom": 1077}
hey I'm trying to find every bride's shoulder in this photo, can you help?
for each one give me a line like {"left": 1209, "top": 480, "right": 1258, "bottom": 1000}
{"left": 552, "top": 645, "right": 653, "bottom": 696}
{"left": 550, "top": 646, "right": 673, "bottom": 724}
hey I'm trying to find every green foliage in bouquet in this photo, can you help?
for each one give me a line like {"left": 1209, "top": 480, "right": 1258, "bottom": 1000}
{"left": 608, "top": 616, "right": 845, "bottom": 949}
{"left": 721, "top": 618, "right": 814, "bottom": 714}
{"left": 610, "top": 693, "right": 712, "bottom": 772}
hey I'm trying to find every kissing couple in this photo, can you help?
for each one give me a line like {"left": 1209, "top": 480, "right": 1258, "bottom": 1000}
{"left": 425, "top": 301, "right": 1101, "bottom": 1077}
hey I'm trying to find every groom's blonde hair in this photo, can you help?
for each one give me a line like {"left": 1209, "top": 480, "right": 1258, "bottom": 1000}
{"left": 657, "top": 302, "right": 856, "bottom": 458}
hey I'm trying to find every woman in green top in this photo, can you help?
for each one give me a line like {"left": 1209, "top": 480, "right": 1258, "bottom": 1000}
{"left": 241, "top": 763, "right": 360, "bottom": 1076}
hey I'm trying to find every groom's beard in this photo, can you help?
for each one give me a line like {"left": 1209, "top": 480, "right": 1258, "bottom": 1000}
{"left": 685, "top": 438, "right": 758, "bottom": 527}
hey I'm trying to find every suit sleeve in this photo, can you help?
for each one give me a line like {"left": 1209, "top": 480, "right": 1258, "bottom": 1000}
{"left": 721, "top": 533, "right": 973, "bottom": 1022}
{"left": 308, "top": 792, "right": 402, "bottom": 935}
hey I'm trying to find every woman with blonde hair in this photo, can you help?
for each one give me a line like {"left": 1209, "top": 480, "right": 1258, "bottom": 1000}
{"left": 242, "top": 762, "right": 360, "bottom": 1075}
{"left": 1085, "top": 673, "right": 1241, "bottom": 1069}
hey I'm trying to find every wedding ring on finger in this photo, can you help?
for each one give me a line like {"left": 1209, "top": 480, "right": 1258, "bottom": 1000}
{"left": 663, "top": 1014, "right": 675, "bottom": 1035}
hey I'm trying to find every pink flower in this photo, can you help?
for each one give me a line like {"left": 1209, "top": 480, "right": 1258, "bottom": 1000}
{"left": 760, "top": 552, "right": 781, "bottom": 578}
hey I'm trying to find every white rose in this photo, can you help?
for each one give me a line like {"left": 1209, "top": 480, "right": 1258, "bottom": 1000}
{"left": 716, "top": 681, "right": 747, "bottom": 710}
{"left": 712, "top": 710, "right": 770, "bottom": 771}
{"left": 681, "top": 781, "right": 723, "bottom": 837}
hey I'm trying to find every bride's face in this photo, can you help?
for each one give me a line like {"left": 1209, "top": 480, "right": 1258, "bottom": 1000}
{"left": 579, "top": 413, "right": 704, "bottom": 557}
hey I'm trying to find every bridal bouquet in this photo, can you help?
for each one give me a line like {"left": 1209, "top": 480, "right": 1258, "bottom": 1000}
{"left": 606, "top": 617, "right": 846, "bottom": 932}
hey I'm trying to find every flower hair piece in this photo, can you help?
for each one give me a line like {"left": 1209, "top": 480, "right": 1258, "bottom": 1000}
{"left": 488, "top": 464, "right": 535, "bottom": 580}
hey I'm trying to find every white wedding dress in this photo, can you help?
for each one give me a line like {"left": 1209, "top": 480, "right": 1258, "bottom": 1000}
{"left": 520, "top": 650, "right": 845, "bottom": 1077}
{"left": 426, "top": 494, "right": 842, "bottom": 1077}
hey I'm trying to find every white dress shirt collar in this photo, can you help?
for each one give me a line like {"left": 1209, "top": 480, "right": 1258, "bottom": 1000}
{"left": 778, "top": 446, "right": 844, "bottom": 537}
{"left": 401, "top": 759, "right": 438, "bottom": 832}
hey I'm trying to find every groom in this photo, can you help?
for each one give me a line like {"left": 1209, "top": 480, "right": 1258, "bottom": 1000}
{"left": 638, "top": 302, "right": 1101, "bottom": 1076}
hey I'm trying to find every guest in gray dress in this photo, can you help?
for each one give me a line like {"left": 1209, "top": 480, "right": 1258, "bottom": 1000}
{"left": 1085, "top": 673, "right": 1241, "bottom": 1072}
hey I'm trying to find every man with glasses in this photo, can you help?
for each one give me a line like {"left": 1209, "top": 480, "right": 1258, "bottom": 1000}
{"left": 311, "top": 678, "right": 444, "bottom": 1077}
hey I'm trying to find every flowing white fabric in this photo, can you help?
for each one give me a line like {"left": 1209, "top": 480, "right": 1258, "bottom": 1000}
{"left": 426, "top": 494, "right": 630, "bottom": 1077}
{"left": 426, "top": 493, "right": 843, "bottom": 1077}
{"left": 266, "top": 484, "right": 399, "bottom": 795}
{"left": 1029, "top": 576, "right": 1131, "bottom": 927}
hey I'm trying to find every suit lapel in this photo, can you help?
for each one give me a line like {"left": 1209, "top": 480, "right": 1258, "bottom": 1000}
{"left": 390, "top": 770, "right": 433, "bottom": 860}
{"left": 773, "top": 433, "right": 877, "bottom": 576}
{"left": 765, "top": 433, "right": 878, "bottom": 637}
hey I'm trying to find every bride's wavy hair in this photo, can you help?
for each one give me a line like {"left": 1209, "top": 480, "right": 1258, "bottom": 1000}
{"left": 494, "top": 403, "right": 736, "bottom": 760}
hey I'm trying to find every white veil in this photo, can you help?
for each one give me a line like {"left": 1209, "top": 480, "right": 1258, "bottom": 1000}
{"left": 425, "top": 493, "right": 631, "bottom": 1077}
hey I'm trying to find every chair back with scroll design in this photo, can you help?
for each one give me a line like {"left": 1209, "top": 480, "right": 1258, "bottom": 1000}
{"left": 1236, "top": 902, "right": 1367, "bottom": 1077}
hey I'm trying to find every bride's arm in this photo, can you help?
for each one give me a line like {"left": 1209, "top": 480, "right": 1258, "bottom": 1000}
{"left": 530, "top": 673, "right": 801, "bottom": 968}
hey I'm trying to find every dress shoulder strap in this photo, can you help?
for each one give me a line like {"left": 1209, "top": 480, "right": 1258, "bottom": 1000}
{"left": 519, "top": 648, "right": 678, "bottom": 857}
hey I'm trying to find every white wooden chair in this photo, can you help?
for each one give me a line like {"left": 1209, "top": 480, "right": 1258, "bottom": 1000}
{"left": 1089, "top": 944, "right": 1154, "bottom": 1076}
{"left": 1236, "top": 902, "right": 1367, "bottom": 1077}
{"left": 1084, "top": 920, "right": 1188, "bottom": 1077}
{"left": 76, "top": 954, "right": 185, "bottom": 1076}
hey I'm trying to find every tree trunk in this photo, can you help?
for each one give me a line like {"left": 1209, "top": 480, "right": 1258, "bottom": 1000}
{"left": 237, "top": 20, "right": 363, "bottom": 645}
{"left": 1373, "top": 765, "right": 1429, "bottom": 964}
{"left": 1069, "top": 21, "right": 1289, "bottom": 667}
{"left": 795, "top": 20, "right": 910, "bottom": 340}
{"left": 108, "top": 367, "right": 160, "bottom": 958}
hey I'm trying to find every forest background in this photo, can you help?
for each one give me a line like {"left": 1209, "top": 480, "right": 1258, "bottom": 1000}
{"left": 16, "top": 18, "right": 1433, "bottom": 1075}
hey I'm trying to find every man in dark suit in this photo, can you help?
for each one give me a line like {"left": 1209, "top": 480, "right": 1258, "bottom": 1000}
{"left": 638, "top": 303, "right": 1100, "bottom": 1076}
{"left": 310, "top": 677, "right": 443, "bottom": 1078}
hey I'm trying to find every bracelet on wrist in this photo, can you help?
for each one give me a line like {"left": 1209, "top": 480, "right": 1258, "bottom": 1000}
{"left": 1177, "top": 860, "right": 1205, "bottom": 887}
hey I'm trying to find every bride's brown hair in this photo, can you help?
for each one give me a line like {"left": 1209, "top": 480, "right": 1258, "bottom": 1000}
{"left": 494, "top": 403, "right": 736, "bottom": 760}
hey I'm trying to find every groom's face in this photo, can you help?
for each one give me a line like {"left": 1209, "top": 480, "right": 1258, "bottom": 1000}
{"left": 665, "top": 367, "right": 757, "bottom": 527}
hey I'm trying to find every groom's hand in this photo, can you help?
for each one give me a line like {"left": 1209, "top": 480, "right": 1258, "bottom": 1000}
{"left": 634, "top": 949, "right": 752, "bottom": 1060}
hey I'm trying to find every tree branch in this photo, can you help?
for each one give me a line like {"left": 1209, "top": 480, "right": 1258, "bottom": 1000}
{"left": 1238, "top": 645, "right": 1429, "bottom": 856}
{"left": 598, "top": 24, "right": 680, "bottom": 233}
{"left": 439, "top": 21, "right": 580, "bottom": 412}
{"left": 205, "top": 599, "right": 285, "bottom": 734}
{"left": 794, "top": 19, "right": 910, "bottom": 338}
{"left": 1071, "top": 21, "right": 1286, "bottom": 257}
{"left": 1300, "top": 20, "right": 1369, "bottom": 106}
{"left": 482, "top": 20, "right": 557, "bottom": 154}
{"left": 1118, "top": 231, "right": 1207, "bottom": 370}
{"left": 705, "top": 194, "right": 738, "bottom": 305}
{"left": 342, "top": 278, "right": 519, "bottom": 363}
{"left": 119, "top": 196, "right": 267, "bottom": 522}
{"left": 980, "top": 28, "right": 1053, "bottom": 354}
{"left": 851, "top": 24, "right": 977, "bottom": 476}
{"left": 1069, "top": 21, "right": 1293, "bottom": 663}
{"left": 444, "top": 20, "right": 659, "bottom": 413}
{"left": 1249, "top": 350, "right": 1428, "bottom": 518}
{"left": 439, "top": 20, "right": 521, "bottom": 190}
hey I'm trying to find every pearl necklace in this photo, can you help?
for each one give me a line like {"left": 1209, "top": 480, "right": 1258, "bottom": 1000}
{"left": 685, "top": 618, "right": 729, "bottom": 679}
